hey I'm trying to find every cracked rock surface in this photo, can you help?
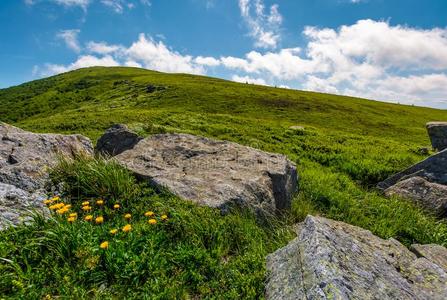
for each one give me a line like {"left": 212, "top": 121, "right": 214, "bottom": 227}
{"left": 0, "top": 123, "right": 93, "bottom": 229}
{"left": 115, "top": 133, "right": 298, "bottom": 215}
{"left": 266, "top": 215, "right": 447, "bottom": 300}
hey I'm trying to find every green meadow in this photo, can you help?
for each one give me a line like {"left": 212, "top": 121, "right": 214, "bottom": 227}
{"left": 1, "top": 67, "right": 447, "bottom": 298}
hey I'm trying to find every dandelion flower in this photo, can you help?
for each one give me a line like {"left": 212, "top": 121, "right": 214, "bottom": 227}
{"left": 122, "top": 224, "right": 132, "bottom": 232}
{"left": 43, "top": 199, "right": 53, "bottom": 205}
{"left": 82, "top": 201, "right": 90, "bottom": 206}
{"left": 69, "top": 213, "right": 77, "bottom": 218}
{"left": 84, "top": 215, "right": 93, "bottom": 221}
{"left": 95, "top": 216, "right": 104, "bottom": 224}
{"left": 100, "top": 241, "right": 109, "bottom": 249}
{"left": 67, "top": 216, "right": 76, "bottom": 223}
{"left": 148, "top": 219, "right": 157, "bottom": 225}
{"left": 113, "top": 204, "right": 120, "bottom": 209}
{"left": 96, "top": 199, "right": 104, "bottom": 205}
{"left": 52, "top": 196, "right": 60, "bottom": 201}
{"left": 82, "top": 206, "right": 92, "bottom": 211}
{"left": 110, "top": 229, "right": 118, "bottom": 235}
{"left": 64, "top": 204, "right": 72, "bottom": 209}
{"left": 144, "top": 211, "right": 154, "bottom": 217}
{"left": 124, "top": 213, "right": 131, "bottom": 220}
{"left": 161, "top": 214, "right": 168, "bottom": 221}
{"left": 56, "top": 207, "right": 69, "bottom": 215}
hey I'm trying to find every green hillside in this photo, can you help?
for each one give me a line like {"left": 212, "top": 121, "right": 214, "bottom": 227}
{"left": 1, "top": 67, "right": 447, "bottom": 298}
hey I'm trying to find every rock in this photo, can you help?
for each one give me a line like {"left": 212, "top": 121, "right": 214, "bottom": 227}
{"left": 289, "top": 125, "right": 305, "bottom": 131}
{"left": 266, "top": 215, "right": 447, "bottom": 300}
{"left": 0, "top": 123, "right": 93, "bottom": 228}
{"left": 377, "top": 149, "right": 447, "bottom": 190}
{"left": 384, "top": 177, "right": 447, "bottom": 217}
{"left": 115, "top": 133, "right": 298, "bottom": 214}
{"left": 411, "top": 244, "right": 447, "bottom": 271}
{"left": 96, "top": 124, "right": 142, "bottom": 156}
{"left": 427, "top": 122, "right": 447, "bottom": 151}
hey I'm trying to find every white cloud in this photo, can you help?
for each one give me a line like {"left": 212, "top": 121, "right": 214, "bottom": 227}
{"left": 194, "top": 56, "right": 220, "bottom": 66}
{"left": 37, "top": 20, "right": 447, "bottom": 107}
{"left": 86, "top": 41, "right": 123, "bottom": 54}
{"left": 101, "top": 0, "right": 124, "bottom": 13}
{"left": 53, "top": 0, "right": 90, "bottom": 10}
{"left": 238, "top": 0, "right": 283, "bottom": 49}
{"left": 57, "top": 29, "right": 81, "bottom": 52}
{"left": 231, "top": 75, "right": 267, "bottom": 85}
{"left": 42, "top": 55, "right": 119, "bottom": 76}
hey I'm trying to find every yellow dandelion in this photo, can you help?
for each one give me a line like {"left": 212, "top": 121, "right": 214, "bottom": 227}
{"left": 148, "top": 218, "right": 157, "bottom": 225}
{"left": 56, "top": 207, "right": 69, "bottom": 215}
{"left": 95, "top": 216, "right": 104, "bottom": 224}
{"left": 69, "top": 213, "right": 77, "bottom": 218}
{"left": 110, "top": 229, "right": 118, "bottom": 235}
{"left": 43, "top": 199, "right": 53, "bottom": 205}
{"left": 113, "top": 204, "right": 120, "bottom": 209}
{"left": 82, "top": 201, "right": 90, "bottom": 206}
{"left": 64, "top": 204, "right": 72, "bottom": 209}
{"left": 51, "top": 196, "right": 60, "bottom": 201}
{"left": 144, "top": 211, "right": 154, "bottom": 217}
{"left": 82, "top": 206, "right": 92, "bottom": 211}
{"left": 67, "top": 216, "right": 76, "bottom": 223}
{"left": 124, "top": 213, "right": 131, "bottom": 220}
{"left": 161, "top": 214, "right": 168, "bottom": 221}
{"left": 100, "top": 241, "right": 109, "bottom": 249}
{"left": 84, "top": 215, "right": 93, "bottom": 221}
{"left": 122, "top": 224, "right": 132, "bottom": 232}
{"left": 49, "top": 204, "right": 58, "bottom": 210}
{"left": 96, "top": 199, "right": 104, "bottom": 205}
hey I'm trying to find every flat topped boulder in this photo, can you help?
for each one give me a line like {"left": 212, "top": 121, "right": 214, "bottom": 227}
{"left": 266, "top": 215, "right": 447, "bottom": 300}
{"left": 96, "top": 124, "right": 142, "bottom": 156}
{"left": 115, "top": 133, "right": 298, "bottom": 214}
{"left": 427, "top": 122, "right": 447, "bottom": 151}
{"left": 0, "top": 123, "right": 93, "bottom": 229}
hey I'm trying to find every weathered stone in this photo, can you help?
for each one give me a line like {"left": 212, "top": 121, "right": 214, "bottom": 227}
{"left": 411, "top": 244, "right": 447, "bottom": 271}
{"left": 0, "top": 123, "right": 93, "bottom": 228}
{"left": 427, "top": 122, "right": 447, "bottom": 151}
{"left": 378, "top": 149, "right": 447, "bottom": 190}
{"left": 115, "top": 133, "right": 298, "bottom": 214}
{"left": 266, "top": 215, "right": 447, "bottom": 300}
{"left": 384, "top": 176, "right": 447, "bottom": 217}
{"left": 96, "top": 124, "right": 142, "bottom": 156}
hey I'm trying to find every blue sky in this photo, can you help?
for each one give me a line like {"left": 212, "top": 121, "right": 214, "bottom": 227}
{"left": 1, "top": 0, "right": 447, "bottom": 108}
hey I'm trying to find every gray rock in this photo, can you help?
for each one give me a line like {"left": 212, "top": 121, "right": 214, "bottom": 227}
{"left": 115, "top": 133, "right": 297, "bottom": 214}
{"left": 377, "top": 149, "right": 447, "bottom": 190}
{"left": 0, "top": 123, "right": 93, "bottom": 228}
{"left": 411, "top": 244, "right": 447, "bottom": 271}
{"left": 427, "top": 122, "right": 447, "bottom": 151}
{"left": 96, "top": 124, "right": 142, "bottom": 156}
{"left": 266, "top": 215, "right": 447, "bottom": 300}
{"left": 384, "top": 176, "right": 447, "bottom": 217}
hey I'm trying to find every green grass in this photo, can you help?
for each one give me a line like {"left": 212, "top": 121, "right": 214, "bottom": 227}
{"left": 1, "top": 66, "right": 447, "bottom": 298}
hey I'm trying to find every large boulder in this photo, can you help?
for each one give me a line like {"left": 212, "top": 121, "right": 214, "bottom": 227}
{"left": 115, "top": 133, "right": 297, "bottom": 214}
{"left": 96, "top": 124, "right": 142, "bottom": 156}
{"left": 384, "top": 176, "right": 447, "bottom": 217}
{"left": 0, "top": 123, "right": 93, "bottom": 229}
{"left": 377, "top": 149, "right": 447, "bottom": 190}
{"left": 266, "top": 215, "right": 447, "bottom": 300}
{"left": 427, "top": 122, "right": 447, "bottom": 151}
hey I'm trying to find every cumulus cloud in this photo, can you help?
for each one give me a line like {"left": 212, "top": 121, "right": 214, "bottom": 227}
{"left": 231, "top": 75, "right": 267, "bottom": 85}
{"left": 53, "top": 0, "right": 90, "bottom": 10}
{"left": 41, "top": 55, "right": 119, "bottom": 76}
{"left": 37, "top": 19, "right": 447, "bottom": 107}
{"left": 238, "top": 0, "right": 283, "bottom": 49}
{"left": 57, "top": 29, "right": 81, "bottom": 52}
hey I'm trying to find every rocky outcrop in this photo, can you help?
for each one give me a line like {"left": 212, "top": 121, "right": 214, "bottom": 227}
{"left": 384, "top": 176, "right": 447, "bottom": 217}
{"left": 378, "top": 149, "right": 447, "bottom": 190}
{"left": 96, "top": 124, "right": 142, "bottom": 156}
{"left": 427, "top": 122, "right": 447, "bottom": 151}
{"left": 115, "top": 133, "right": 298, "bottom": 214}
{"left": 266, "top": 215, "right": 447, "bottom": 300}
{"left": 0, "top": 123, "right": 93, "bottom": 229}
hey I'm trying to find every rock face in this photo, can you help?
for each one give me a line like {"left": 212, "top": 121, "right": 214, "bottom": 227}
{"left": 378, "top": 149, "right": 447, "bottom": 190}
{"left": 0, "top": 123, "right": 93, "bottom": 229}
{"left": 96, "top": 124, "right": 142, "bottom": 156}
{"left": 385, "top": 176, "right": 447, "bottom": 217}
{"left": 266, "top": 215, "right": 447, "bottom": 300}
{"left": 115, "top": 133, "right": 298, "bottom": 214}
{"left": 427, "top": 122, "right": 447, "bottom": 151}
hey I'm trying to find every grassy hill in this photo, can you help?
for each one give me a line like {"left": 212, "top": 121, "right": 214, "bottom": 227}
{"left": 1, "top": 67, "right": 447, "bottom": 298}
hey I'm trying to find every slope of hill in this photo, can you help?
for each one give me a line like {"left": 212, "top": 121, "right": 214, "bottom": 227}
{"left": 1, "top": 67, "right": 447, "bottom": 298}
